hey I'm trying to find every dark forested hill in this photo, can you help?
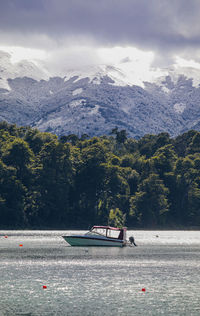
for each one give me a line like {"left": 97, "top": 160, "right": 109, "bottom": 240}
{"left": 0, "top": 121, "right": 200, "bottom": 229}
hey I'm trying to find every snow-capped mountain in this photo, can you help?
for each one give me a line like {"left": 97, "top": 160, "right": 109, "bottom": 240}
{"left": 1, "top": 50, "right": 200, "bottom": 138}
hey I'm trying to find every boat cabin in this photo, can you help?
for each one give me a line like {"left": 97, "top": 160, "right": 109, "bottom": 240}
{"left": 89, "top": 226, "right": 126, "bottom": 241}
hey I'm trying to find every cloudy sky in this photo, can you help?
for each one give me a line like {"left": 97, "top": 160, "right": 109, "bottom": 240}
{"left": 1, "top": 0, "right": 200, "bottom": 85}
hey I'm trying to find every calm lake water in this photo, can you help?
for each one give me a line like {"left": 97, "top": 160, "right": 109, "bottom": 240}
{"left": 0, "top": 230, "right": 200, "bottom": 316}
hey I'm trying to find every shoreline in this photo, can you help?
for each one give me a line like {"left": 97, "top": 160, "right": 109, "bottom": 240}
{"left": 0, "top": 226, "right": 200, "bottom": 231}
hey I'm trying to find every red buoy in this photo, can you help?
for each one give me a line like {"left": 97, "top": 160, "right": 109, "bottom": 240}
{"left": 142, "top": 288, "right": 146, "bottom": 292}
{"left": 43, "top": 285, "right": 47, "bottom": 289}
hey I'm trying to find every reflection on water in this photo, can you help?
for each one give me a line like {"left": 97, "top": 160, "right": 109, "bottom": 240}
{"left": 0, "top": 231, "right": 200, "bottom": 315}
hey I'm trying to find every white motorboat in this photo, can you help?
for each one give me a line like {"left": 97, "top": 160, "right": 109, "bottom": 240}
{"left": 62, "top": 226, "right": 127, "bottom": 247}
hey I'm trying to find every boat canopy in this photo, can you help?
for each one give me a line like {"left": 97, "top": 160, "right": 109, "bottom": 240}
{"left": 90, "top": 226, "right": 126, "bottom": 240}
{"left": 92, "top": 226, "right": 125, "bottom": 231}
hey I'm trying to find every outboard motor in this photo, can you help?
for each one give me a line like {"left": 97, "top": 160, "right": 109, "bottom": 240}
{"left": 129, "top": 236, "right": 137, "bottom": 246}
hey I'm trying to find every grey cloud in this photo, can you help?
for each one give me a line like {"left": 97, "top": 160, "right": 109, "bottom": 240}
{"left": 1, "top": 0, "right": 200, "bottom": 56}
{"left": 44, "top": 46, "right": 102, "bottom": 75}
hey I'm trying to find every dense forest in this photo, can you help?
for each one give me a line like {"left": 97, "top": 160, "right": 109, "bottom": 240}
{"left": 0, "top": 121, "right": 200, "bottom": 229}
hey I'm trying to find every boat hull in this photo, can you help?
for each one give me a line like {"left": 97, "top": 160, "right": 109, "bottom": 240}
{"left": 63, "top": 235, "right": 124, "bottom": 247}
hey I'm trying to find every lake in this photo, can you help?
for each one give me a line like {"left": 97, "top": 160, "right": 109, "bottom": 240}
{"left": 0, "top": 230, "right": 200, "bottom": 315}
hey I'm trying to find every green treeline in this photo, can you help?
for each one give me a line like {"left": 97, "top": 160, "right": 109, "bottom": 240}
{"left": 1, "top": 121, "right": 200, "bottom": 229}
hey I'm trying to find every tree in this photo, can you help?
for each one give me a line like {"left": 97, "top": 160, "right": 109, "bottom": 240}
{"left": 130, "top": 173, "right": 169, "bottom": 227}
{"left": 127, "top": 169, "right": 140, "bottom": 195}
{"left": 2, "top": 138, "right": 34, "bottom": 186}
{"left": 96, "top": 164, "right": 130, "bottom": 224}
{"left": 151, "top": 144, "right": 177, "bottom": 176}
{"left": 27, "top": 140, "right": 73, "bottom": 227}
{"left": 173, "top": 130, "right": 197, "bottom": 157}
{"left": 187, "top": 132, "right": 200, "bottom": 154}
{"left": 111, "top": 127, "right": 128, "bottom": 144}
{"left": 108, "top": 208, "right": 126, "bottom": 228}
{"left": 25, "top": 128, "right": 57, "bottom": 154}
{"left": 0, "top": 160, "right": 26, "bottom": 227}
{"left": 72, "top": 141, "right": 107, "bottom": 227}
{"left": 61, "top": 134, "right": 79, "bottom": 146}
{"left": 172, "top": 156, "right": 199, "bottom": 225}
{"left": 187, "top": 181, "right": 200, "bottom": 225}
{"left": 3, "top": 138, "right": 33, "bottom": 170}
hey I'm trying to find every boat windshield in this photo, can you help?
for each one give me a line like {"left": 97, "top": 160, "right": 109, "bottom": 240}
{"left": 107, "top": 229, "right": 120, "bottom": 239}
{"left": 88, "top": 227, "right": 107, "bottom": 237}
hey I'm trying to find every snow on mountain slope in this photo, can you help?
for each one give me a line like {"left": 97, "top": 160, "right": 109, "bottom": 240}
{"left": 62, "top": 64, "right": 131, "bottom": 86}
{"left": 0, "top": 51, "right": 49, "bottom": 90}
{"left": 1, "top": 51, "right": 200, "bottom": 138}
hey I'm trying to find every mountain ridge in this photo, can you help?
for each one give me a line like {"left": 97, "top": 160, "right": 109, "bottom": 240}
{"left": 1, "top": 51, "right": 200, "bottom": 138}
